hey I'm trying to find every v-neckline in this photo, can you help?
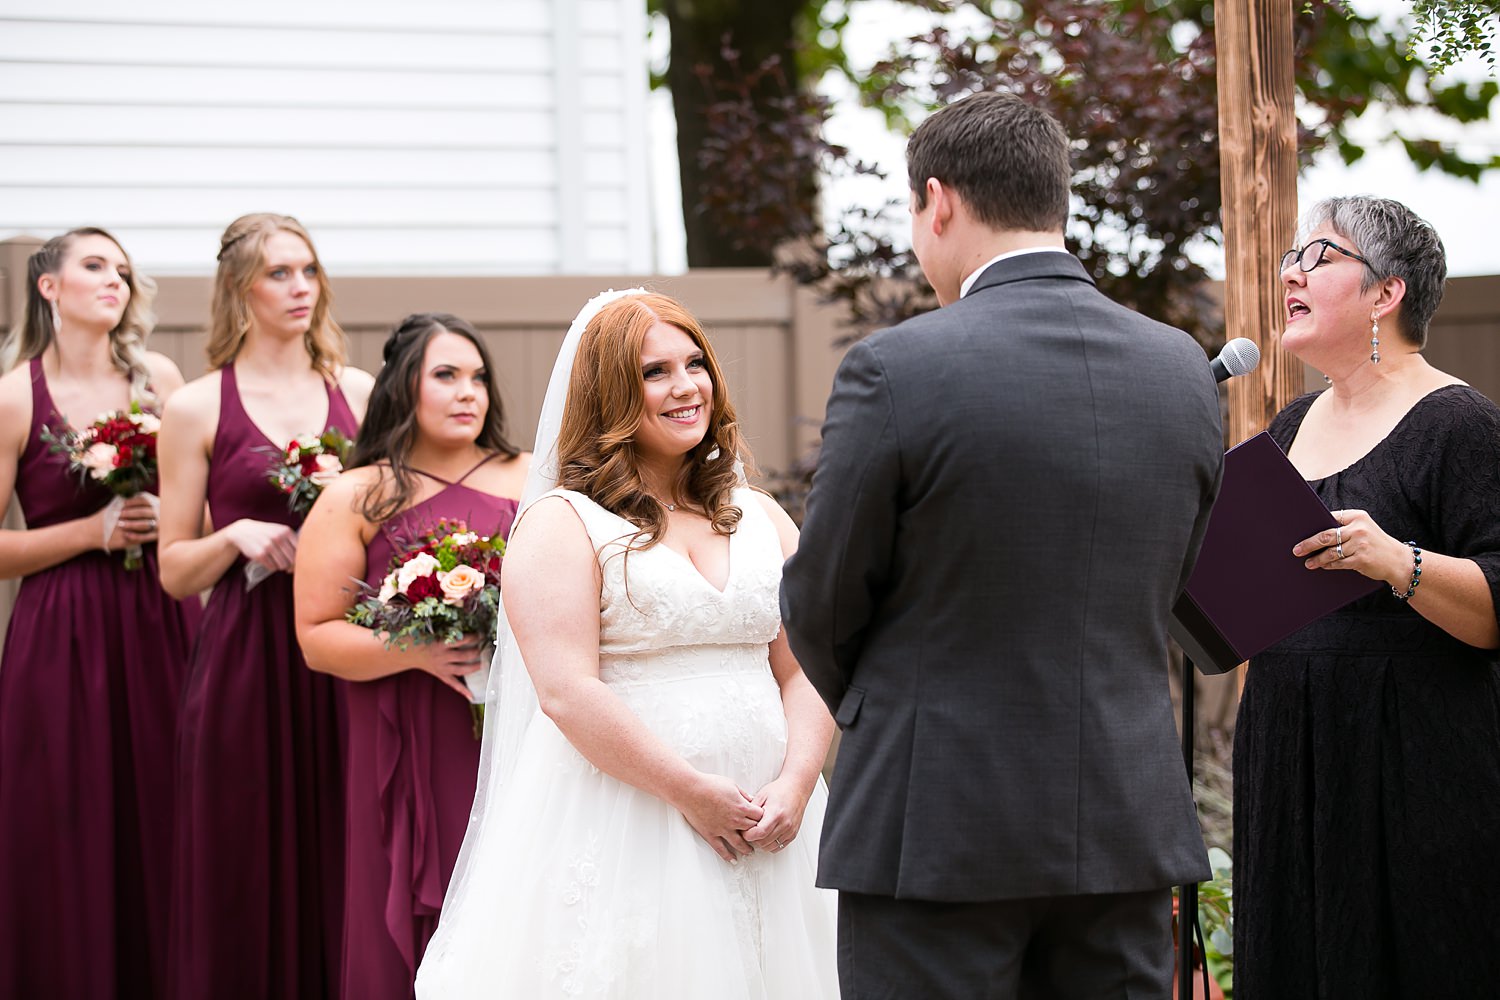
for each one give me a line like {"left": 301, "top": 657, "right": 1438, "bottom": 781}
{"left": 234, "top": 368, "right": 332, "bottom": 451}
{"left": 589, "top": 494, "right": 737, "bottom": 595}
{"left": 658, "top": 530, "right": 735, "bottom": 595}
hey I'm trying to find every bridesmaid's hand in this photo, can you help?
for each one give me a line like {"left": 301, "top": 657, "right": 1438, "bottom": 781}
{"left": 98, "top": 493, "right": 160, "bottom": 550}
{"left": 676, "top": 773, "right": 763, "bottom": 863}
{"left": 406, "top": 636, "right": 486, "bottom": 700}
{"left": 743, "top": 775, "right": 811, "bottom": 855}
{"left": 1293, "top": 508, "right": 1411, "bottom": 590}
{"left": 224, "top": 518, "right": 299, "bottom": 574}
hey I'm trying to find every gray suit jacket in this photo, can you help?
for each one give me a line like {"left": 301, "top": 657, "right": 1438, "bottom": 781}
{"left": 781, "top": 252, "right": 1222, "bottom": 901}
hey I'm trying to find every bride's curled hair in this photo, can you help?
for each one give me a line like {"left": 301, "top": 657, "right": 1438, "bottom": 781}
{"left": 555, "top": 293, "right": 750, "bottom": 545}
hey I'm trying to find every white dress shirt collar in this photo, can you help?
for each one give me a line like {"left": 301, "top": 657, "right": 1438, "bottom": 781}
{"left": 959, "top": 246, "right": 1072, "bottom": 299}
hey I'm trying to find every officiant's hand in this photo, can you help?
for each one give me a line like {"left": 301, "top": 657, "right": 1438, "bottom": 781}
{"left": 743, "top": 775, "right": 809, "bottom": 855}
{"left": 406, "top": 636, "right": 485, "bottom": 699}
{"left": 1295, "top": 508, "right": 1409, "bottom": 590}
{"left": 677, "top": 772, "right": 763, "bottom": 863}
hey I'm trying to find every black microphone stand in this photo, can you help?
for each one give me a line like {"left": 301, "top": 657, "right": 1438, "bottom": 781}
{"left": 1178, "top": 653, "right": 1208, "bottom": 1000}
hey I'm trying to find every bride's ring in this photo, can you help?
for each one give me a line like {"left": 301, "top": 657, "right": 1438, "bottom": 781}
{"left": 1335, "top": 542, "right": 1346, "bottom": 560}
{"left": 775, "top": 838, "right": 786, "bottom": 849}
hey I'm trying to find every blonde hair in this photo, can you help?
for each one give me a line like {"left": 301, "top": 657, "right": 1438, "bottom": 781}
{"left": 207, "top": 213, "right": 347, "bottom": 376}
{"left": 555, "top": 293, "right": 751, "bottom": 545}
{"left": 19, "top": 228, "right": 160, "bottom": 405}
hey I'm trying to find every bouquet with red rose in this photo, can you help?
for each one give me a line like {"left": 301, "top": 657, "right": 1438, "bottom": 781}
{"left": 346, "top": 519, "right": 505, "bottom": 736}
{"left": 41, "top": 403, "right": 161, "bottom": 570}
{"left": 264, "top": 428, "right": 354, "bottom": 515}
{"left": 245, "top": 427, "right": 354, "bottom": 589}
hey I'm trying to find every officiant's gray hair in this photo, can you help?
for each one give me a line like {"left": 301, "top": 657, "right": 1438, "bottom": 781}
{"left": 1300, "top": 196, "right": 1447, "bottom": 348}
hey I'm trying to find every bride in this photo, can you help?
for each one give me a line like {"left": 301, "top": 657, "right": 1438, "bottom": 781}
{"left": 415, "top": 290, "right": 838, "bottom": 998}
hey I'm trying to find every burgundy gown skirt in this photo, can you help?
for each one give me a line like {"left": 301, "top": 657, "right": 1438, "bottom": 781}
{"left": 168, "top": 363, "right": 356, "bottom": 1000}
{"left": 0, "top": 358, "right": 194, "bottom": 999}
{"left": 341, "top": 467, "right": 516, "bottom": 1000}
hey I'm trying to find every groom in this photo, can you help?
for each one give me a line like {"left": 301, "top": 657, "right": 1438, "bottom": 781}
{"left": 781, "top": 92, "right": 1223, "bottom": 998}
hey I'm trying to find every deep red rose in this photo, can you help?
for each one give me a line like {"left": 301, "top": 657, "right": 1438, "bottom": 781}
{"left": 404, "top": 573, "right": 442, "bottom": 602}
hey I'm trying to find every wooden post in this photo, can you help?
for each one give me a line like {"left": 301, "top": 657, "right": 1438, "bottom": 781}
{"left": 1216, "top": 0, "right": 1301, "bottom": 445}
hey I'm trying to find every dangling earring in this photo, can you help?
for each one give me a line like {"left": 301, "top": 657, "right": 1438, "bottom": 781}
{"left": 1370, "top": 314, "right": 1381, "bottom": 364}
{"left": 49, "top": 300, "right": 61, "bottom": 334}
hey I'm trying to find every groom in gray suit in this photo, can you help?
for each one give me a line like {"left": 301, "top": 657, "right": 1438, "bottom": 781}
{"left": 781, "top": 92, "right": 1223, "bottom": 998}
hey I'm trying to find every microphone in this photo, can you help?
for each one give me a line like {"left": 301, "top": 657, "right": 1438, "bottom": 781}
{"left": 1211, "top": 337, "right": 1261, "bottom": 383}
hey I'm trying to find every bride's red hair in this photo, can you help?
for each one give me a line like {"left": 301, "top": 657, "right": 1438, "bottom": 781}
{"left": 555, "top": 293, "right": 751, "bottom": 545}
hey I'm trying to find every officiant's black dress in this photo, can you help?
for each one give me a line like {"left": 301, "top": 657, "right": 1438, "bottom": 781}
{"left": 1234, "top": 385, "right": 1500, "bottom": 998}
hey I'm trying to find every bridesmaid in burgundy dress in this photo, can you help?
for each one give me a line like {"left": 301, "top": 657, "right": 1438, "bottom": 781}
{"left": 0, "top": 229, "right": 194, "bottom": 998}
{"left": 295, "top": 313, "right": 526, "bottom": 1000}
{"left": 157, "top": 214, "right": 374, "bottom": 1000}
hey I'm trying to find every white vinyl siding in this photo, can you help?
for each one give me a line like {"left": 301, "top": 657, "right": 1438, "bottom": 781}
{"left": 0, "top": 0, "right": 655, "bottom": 275}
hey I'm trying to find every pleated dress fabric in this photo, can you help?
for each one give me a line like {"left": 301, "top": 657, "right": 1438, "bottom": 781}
{"left": 341, "top": 461, "right": 516, "bottom": 1000}
{"left": 0, "top": 358, "right": 194, "bottom": 999}
{"left": 168, "top": 363, "right": 357, "bottom": 1000}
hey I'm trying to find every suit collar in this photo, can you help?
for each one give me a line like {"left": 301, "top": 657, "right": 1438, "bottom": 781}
{"left": 964, "top": 251, "right": 1096, "bottom": 297}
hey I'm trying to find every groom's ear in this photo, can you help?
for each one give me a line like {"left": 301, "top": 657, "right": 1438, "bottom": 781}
{"left": 924, "top": 178, "right": 955, "bottom": 236}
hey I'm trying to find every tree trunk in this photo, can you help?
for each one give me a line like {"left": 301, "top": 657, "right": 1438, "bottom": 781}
{"left": 662, "top": 0, "right": 810, "bottom": 267}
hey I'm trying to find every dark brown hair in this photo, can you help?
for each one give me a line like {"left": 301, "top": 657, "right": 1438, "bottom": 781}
{"left": 555, "top": 293, "right": 750, "bottom": 546}
{"left": 348, "top": 312, "right": 519, "bottom": 522}
{"left": 907, "top": 91, "right": 1072, "bottom": 233}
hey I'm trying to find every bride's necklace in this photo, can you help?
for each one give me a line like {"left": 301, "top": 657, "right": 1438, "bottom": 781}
{"left": 649, "top": 495, "right": 677, "bottom": 512}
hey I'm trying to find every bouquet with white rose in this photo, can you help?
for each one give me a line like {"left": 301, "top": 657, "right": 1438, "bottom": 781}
{"left": 245, "top": 427, "right": 354, "bottom": 589}
{"left": 41, "top": 403, "right": 162, "bottom": 570}
{"left": 346, "top": 519, "right": 505, "bottom": 737}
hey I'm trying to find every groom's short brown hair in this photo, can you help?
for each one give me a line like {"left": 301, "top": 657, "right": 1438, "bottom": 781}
{"left": 907, "top": 91, "right": 1071, "bottom": 234}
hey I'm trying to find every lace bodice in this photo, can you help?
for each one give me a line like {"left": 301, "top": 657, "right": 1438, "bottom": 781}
{"left": 544, "top": 486, "right": 783, "bottom": 661}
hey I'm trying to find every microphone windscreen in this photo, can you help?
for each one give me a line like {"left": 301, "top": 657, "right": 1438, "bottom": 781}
{"left": 1220, "top": 337, "right": 1261, "bottom": 378}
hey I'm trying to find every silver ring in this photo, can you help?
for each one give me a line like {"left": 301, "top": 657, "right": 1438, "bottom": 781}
{"left": 775, "top": 838, "right": 786, "bottom": 849}
{"left": 1335, "top": 542, "right": 1346, "bottom": 560}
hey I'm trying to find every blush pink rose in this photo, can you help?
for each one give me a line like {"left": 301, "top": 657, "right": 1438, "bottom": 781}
{"left": 438, "top": 565, "right": 484, "bottom": 605}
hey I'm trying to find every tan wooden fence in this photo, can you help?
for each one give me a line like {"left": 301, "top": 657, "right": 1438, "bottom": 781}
{"left": 0, "top": 236, "right": 851, "bottom": 649}
{"left": 3, "top": 234, "right": 1498, "bottom": 740}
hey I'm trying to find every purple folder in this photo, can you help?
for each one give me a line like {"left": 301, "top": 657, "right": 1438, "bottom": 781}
{"left": 1169, "top": 431, "right": 1382, "bottom": 674}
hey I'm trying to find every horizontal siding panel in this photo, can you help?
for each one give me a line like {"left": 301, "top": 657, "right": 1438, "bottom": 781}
{"left": 580, "top": 111, "right": 626, "bottom": 148}
{"left": 13, "top": 226, "right": 565, "bottom": 276}
{"left": 0, "top": 146, "right": 559, "bottom": 187}
{"left": 582, "top": 190, "right": 630, "bottom": 226}
{"left": 579, "top": 74, "right": 627, "bottom": 111}
{"left": 0, "top": 3, "right": 551, "bottom": 33}
{"left": 0, "top": 105, "right": 556, "bottom": 149}
{"left": 0, "top": 21, "right": 550, "bottom": 73}
{"left": 578, "top": 35, "right": 624, "bottom": 73}
{"left": 0, "top": 64, "right": 550, "bottom": 111}
{"left": 577, "top": 0, "right": 624, "bottom": 34}
{"left": 0, "top": 186, "right": 559, "bottom": 229}
{"left": 584, "top": 228, "right": 629, "bottom": 266}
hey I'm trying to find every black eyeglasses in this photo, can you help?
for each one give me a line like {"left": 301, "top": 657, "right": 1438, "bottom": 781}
{"left": 1279, "top": 238, "right": 1372, "bottom": 273}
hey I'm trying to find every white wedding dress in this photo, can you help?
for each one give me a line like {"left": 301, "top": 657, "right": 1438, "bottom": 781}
{"left": 415, "top": 486, "right": 838, "bottom": 999}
